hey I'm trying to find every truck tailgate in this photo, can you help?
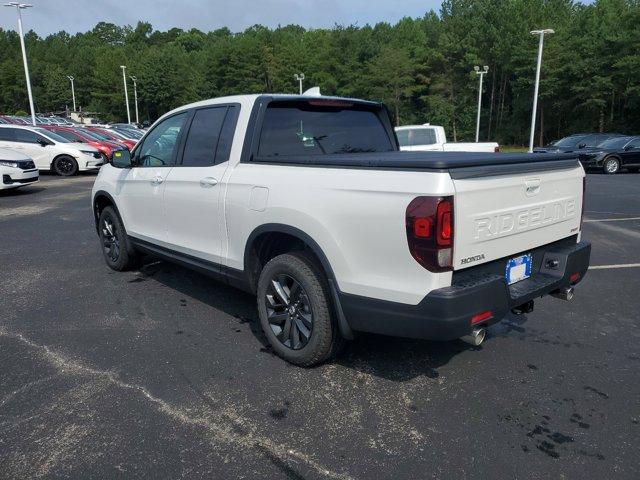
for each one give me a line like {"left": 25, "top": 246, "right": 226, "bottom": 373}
{"left": 452, "top": 166, "right": 583, "bottom": 269}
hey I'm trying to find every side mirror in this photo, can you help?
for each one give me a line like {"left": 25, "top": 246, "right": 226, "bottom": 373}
{"left": 112, "top": 149, "right": 133, "bottom": 168}
{"left": 578, "top": 143, "right": 586, "bottom": 149}
{"left": 38, "top": 139, "right": 49, "bottom": 147}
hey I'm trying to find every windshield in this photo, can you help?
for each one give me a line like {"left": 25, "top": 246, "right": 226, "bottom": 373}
{"left": 597, "top": 136, "right": 632, "bottom": 149}
{"left": 35, "top": 128, "right": 70, "bottom": 143}
{"left": 258, "top": 101, "right": 394, "bottom": 156}
{"left": 551, "top": 135, "right": 586, "bottom": 147}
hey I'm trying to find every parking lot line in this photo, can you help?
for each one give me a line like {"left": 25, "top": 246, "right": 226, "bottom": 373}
{"left": 584, "top": 216, "right": 640, "bottom": 223}
{"left": 589, "top": 263, "right": 640, "bottom": 270}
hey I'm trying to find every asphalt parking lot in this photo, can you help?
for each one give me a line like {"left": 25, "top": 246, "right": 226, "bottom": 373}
{"left": 1, "top": 172, "right": 638, "bottom": 480}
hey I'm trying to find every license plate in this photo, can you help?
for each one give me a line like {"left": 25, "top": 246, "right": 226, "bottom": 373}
{"left": 506, "top": 254, "right": 532, "bottom": 285}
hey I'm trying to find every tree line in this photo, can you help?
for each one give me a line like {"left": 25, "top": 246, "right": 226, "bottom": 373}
{"left": 0, "top": 0, "right": 638, "bottom": 145}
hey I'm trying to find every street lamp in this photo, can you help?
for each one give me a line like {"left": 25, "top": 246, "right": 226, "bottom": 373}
{"left": 4, "top": 2, "right": 36, "bottom": 125}
{"left": 129, "top": 76, "right": 139, "bottom": 125}
{"left": 120, "top": 65, "right": 131, "bottom": 124}
{"left": 67, "top": 75, "right": 76, "bottom": 112}
{"left": 473, "top": 65, "right": 489, "bottom": 143}
{"left": 294, "top": 73, "right": 305, "bottom": 95}
{"left": 529, "top": 29, "right": 554, "bottom": 152}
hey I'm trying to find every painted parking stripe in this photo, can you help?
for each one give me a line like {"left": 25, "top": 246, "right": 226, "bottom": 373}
{"left": 584, "top": 217, "right": 640, "bottom": 223}
{"left": 589, "top": 263, "right": 640, "bottom": 270}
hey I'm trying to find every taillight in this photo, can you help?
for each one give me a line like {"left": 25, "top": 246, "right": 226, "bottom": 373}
{"left": 580, "top": 176, "right": 586, "bottom": 229}
{"left": 406, "top": 196, "right": 454, "bottom": 272}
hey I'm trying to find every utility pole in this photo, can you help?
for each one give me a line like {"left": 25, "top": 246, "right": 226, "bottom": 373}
{"left": 4, "top": 2, "right": 36, "bottom": 125}
{"left": 67, "top": 75, "right": 76, "bottom": 112}
{"left": 294, "top": 73, "right": 305, "bottom": 95}
{"left": 120, "top": 65, "right": 131, "bottom": 124}
{"left": 130, "top": 76, "right": 139, "bottom": 125}
{"left": 529, "top": 29, "right": 554, "bottom": 152}
{"left": 473, "top": 65, "right": 489, "bottom": 143}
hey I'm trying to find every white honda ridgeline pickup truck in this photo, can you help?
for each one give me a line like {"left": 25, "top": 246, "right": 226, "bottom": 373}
{"left": 92, "top": 94, "right": 591, "bottom": 366}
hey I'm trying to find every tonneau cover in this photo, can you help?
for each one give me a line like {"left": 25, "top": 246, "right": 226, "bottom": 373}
{"left": 252, "top": 151, "right": 580, "bottom": 177}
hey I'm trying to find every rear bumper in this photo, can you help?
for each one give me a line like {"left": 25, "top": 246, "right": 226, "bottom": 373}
{"left": 339, "top": 239, "right": 591, "bottom": 341}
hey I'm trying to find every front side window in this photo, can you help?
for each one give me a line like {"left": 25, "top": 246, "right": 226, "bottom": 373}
{"left": 182, "top": 107, "right": 227, "bottom": 167}
{"left": 14, "top": 129, "right": 43, "bottom": 144}
{"left": 396, "top": 130, "right": 409, "bottom": 147}
{"left": 135, "top": 112, "right": 188, "bottom": 167}
{"left": 257, "top": 101, "right": 394, "bottom": 157}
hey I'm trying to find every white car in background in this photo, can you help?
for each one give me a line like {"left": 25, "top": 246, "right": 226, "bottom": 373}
{"left": 0, "top": 125, "right": 103, "bottom": 176}
{"left": 0, "top": 147, "right": 38, "bottom": 190}
{"left": 396, "top": 124, "right": 500, "bottom": 152}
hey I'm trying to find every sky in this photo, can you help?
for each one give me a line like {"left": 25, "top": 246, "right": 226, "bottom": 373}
{"left": 0, "top": 0, "right": 443, "bottom": 36}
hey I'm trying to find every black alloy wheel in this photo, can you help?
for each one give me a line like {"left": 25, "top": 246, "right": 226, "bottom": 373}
{"left": 265, "top": 273, "right": 313, "bottom": 350}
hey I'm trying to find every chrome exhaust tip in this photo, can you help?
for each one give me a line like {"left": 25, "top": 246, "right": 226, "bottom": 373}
{"left": 460, "top": 327, "right": 486, "bottom": 347}
{"left": 550, "top": 286, "right": 575, "bottom": 301}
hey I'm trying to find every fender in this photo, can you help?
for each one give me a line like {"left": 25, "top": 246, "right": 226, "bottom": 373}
{"left": 92, "top": 190, "right": 119, "bottom": 231}
{"left": 244, "top": 223, "right": 354, "bottom": 339}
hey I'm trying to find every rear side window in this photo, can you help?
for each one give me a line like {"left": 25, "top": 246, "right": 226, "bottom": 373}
{"left": 410, "top": 128, "right": 437, "bottom": 146}
{"left": 257, "top": 101, "right": 394, "bottom": 157}
{"left": 0, "top": 128, "right": 15, "bottom": 141}
{"left": 181, "top": 106, "right": 238, "bottom": 167}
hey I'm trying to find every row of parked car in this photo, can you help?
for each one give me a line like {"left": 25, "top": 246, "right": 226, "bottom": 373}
{"left": 0, "top": 120, "right": 145, "bottom": 191}
{"left": 535, "top": 132, "right": 640, "bottom": 174}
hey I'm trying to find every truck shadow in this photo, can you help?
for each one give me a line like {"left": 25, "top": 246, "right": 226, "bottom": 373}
{"left": 135, "top": 257, "right": 528, "bottom": 381}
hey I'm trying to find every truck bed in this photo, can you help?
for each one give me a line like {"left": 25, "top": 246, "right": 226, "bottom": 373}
{"left": 252, "top": 151, "right": 579, "bottom": 178}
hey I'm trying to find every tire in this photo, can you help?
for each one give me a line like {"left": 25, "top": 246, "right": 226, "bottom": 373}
{"left": 98, "top": 206, "right": 138, "bottom": 271}
{"left": 603, "top": 157, "right": 620, "bottom": 174}
{"left": 52, "top": 155, "right": 79, "bottom": 176}
{"left": 257, "top": 251, "right": 343, "bottom": 367}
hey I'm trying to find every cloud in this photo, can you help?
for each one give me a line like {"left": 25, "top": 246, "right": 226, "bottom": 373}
{"left": 0, "top": 0, "right": 442, "bottom": 36}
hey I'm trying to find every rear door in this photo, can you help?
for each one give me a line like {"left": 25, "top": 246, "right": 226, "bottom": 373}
{"left": 452, "top": 166, "right": 583, "bottom": 269}
{"left": 117, "top": 111, "right": 188, "bottom": 243}
{"left": 621, "top": 137, "right": 640, "bottom": 166}
{"left": 163, "top": 105, "right": 239, "bottom": 264}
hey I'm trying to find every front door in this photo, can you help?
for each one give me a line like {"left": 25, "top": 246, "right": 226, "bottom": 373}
{"left": 117, "top": 112, "right": 189, "bottom": 244}
{"left": 163, "top": 105, "right": 239, "bottom": 265}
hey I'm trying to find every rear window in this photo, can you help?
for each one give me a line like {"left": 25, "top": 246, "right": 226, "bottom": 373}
{"left": 397, "top": 128, "right": 437, "bottom": 147}
{"left": 257, "top": 101, "right": 394, "bottom": 157}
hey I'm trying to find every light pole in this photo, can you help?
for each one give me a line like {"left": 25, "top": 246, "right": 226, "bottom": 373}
{"left": 294, "top": 73, "right": 305, "bottom": 95}
{"left": 120, "top": 65, "right": 131, "bottom": 124}
{"left": 129, "top": 76, "right": 139, "bottom": 125}
{"left": 4, "top": 2, "right": 36, "bottom": 125}
{"left": 529, "top": 29, "right": 554, "bottom": 152}
{"left": 473, "top": 65, "right": 489, "bottom": 143}
{"left": 67, "top": 75, "right": 76, "bottom": 112}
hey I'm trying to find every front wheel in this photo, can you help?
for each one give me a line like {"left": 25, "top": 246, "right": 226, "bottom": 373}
{"left": 52, "top": 155, "right": 79, "bottom": 176}
{"left": 603, "top": 157, "right": 620, "bottom": 174}
{"left": 98, "top": 206, "right": 138, "bottom": 271}
{"left": 257, "top": 252, "right": 342, "bottom": 367}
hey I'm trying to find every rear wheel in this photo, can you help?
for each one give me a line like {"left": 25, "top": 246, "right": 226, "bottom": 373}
{"left": 52, "top": 155, "right": 78, "bottom": 176}
{"left": 603, "top": 157, "right": 620, "bottom": 174}
{"left": 257, "top": 252, "right": 342, "bottom": 366}
{"left": 98, "top": 206, "right": 138, "bottom": 271}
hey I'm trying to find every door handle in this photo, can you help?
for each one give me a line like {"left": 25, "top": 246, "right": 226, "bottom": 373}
{"left": 150, "top": 175, "right": 164, "bottom": 186}
{"left": 200, "top": 177, "right": 218, "bottom": 188}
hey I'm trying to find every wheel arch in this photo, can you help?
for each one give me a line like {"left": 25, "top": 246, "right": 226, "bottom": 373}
{"left": 243, "top": 223, "right": 353, "bottom": 339}
{"left": 92, "top": 190, "right": 118, "bottom": 233}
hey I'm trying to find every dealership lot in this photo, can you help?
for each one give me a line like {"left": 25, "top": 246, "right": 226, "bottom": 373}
{"left": 0, "top": 174, "right": 638, "bottom": 479}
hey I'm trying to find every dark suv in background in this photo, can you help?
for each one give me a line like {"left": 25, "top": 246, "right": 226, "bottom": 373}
{"left": 579, "top": 136, "right": 640, "bottom": 174}
{"left": 534, "top": 133, "right": 623, "bottom": 153}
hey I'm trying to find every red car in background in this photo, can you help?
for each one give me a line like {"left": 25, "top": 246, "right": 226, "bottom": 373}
{"left": 83, "top": 127, "right": 137, "bottom": 150}
{"left": 41, "top": 126, "right": 127, "bottom": 162}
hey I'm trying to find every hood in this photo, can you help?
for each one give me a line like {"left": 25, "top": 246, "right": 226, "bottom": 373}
{"left": 0, "top": 147, "right": 31, "bottom": 162}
